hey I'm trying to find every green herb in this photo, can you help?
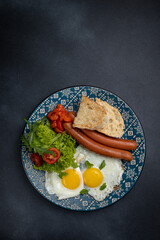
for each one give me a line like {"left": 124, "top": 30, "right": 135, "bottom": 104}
{"left": 23, "top": 118, "right": 32, "bottom": 131}
{"left": 99, "top": 183, "right": 106, "bottom": 191}
{"left": 21, "top": 135, "right": 32, "bottom": 151}
{"left": 58, "top": 172, "right": 68, "bottom": 179}
{"left": 72, "top": 161, "right": 78, "bottom": 169}
{"left": 21, "top": 117, "right": 77, "bottom": 173}
{"left": 99, "top": 160, "right": 106, "bottom": 170}
{"left": 80, "top": 189, "right": 88, "bottom": 195}
{"left": 21, "top": 117, "right": 57, "bottom": 153}
{"left": 85, "top": 160, "right": 93, "bottom": 168}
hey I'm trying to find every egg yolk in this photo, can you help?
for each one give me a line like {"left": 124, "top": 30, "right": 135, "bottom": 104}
{"left": 61, "top": 169, "right": 81, "bottom": 190}
{"left": 83, "top": 168, "right": 103, "bottom": 188}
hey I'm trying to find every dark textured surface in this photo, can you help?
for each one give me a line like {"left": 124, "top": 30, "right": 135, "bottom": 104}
{"left": 0, "top": 0, "right": 160, "bottom": 239}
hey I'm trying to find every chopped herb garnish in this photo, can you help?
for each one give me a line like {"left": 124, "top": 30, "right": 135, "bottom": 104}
{"left": 72, "top": 161, "right": 78, "bottom": 169}
{"left": 99, "top": 160, "right": 106, "bottom": 170}
{"left": 58, "top": 172, "right": 68, "bottom": 179}
{"left": 85, "top": 160, "right": 93, "bottom": 168}
{"left": 80, "top": 189, "right": 89, "bottom": 195}
{"left": 99, "top": 183, "right": 106, "bottom": 191}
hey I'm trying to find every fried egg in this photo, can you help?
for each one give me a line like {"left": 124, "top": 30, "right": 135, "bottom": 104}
{"left": 45, "top": 167, "right": 84, "bottom": 200}
{"left": 75, "top": 145, "right": 124, "bottom": 201}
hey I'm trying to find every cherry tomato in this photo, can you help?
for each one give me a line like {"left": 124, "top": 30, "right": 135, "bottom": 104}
{"left": 56, "top": 119, "right": 64, "bottom": 131}
{"left": 49, "top": 113, "right": 59, "bottom": 121}
{"left": 58, "top": 111, "right": 66, "bottom": 121}
{"left": 48, "top": 111, "right": 54, "bottom": 120}
{"left": 30, "top": 153, "right": 43, "bottom": 167}
{"left": 48, "top": 105, "right": 76, "bottom": 134}
{"left": 56, "top": 104, "right": 65, "bottom": 111}
{"left": 50, "top": 120, "right": 57, "bottom": 128}
{"left": 43, "top": 148, "right": 60, "bottom": 164}
{"left": 53, "top": 108, "right": 65, "bottom": 114}
{"left": 55, "top": 110, "right": 63, "bottom": 115}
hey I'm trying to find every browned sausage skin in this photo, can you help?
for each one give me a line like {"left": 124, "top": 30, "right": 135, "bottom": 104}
{"left": 68, "top": 111, "right": 137, "bottom": 151}
{"left": 81, "top": 129, "right": 137, "bottom": 151}
{"left": 63, "top": 122, "right": 133, "bottom": 161}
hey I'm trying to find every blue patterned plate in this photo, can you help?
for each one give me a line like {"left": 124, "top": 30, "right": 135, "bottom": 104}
{"left": 21, "top": 86, "right": 145, "bottom": 211}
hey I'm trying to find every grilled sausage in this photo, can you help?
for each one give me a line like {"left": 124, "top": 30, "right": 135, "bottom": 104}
{"left": 63, "top": 122, "right": 133, "bottom": 161}
{"left": 81, "top": 129, "right": 137, "bottom": 150}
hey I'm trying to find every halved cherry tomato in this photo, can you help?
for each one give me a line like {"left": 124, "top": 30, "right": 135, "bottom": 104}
{"left": 53, "top": 107, "right": 65, "bottom": 114}
{"left": 48, "top": 111, "right": 54, "bottom": 120}
{"left": 50, "top": 120, "right": 57, "bottom": 128}
{"left": 48, "top": 105, "right": 75, "bottom": 133}
{"left": 49, "top": 113, "right": 59, "bottom": 121}
{"left": 43, "top": 148, "right": 60, "bottom": 164}
{"left": 56, "top": 104, "right": 65, "bottom": 111}
{"left": 30, "top": 153, "right": 43, "bottom": 167}
{"left": 56, "top": 119, "right": 64, "bottom": 131}
{"left": 58, "top": 111, "right": 66, "bottom": 121}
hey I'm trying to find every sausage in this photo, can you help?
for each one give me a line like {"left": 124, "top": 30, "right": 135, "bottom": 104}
{"left": 69, "top": 111, "right": 136, "bottom": 150}
{"left": 67, "top": 111, "right": 76, "bottom": 122}
{"left": 63, "top": 122, "right": 133, "bottom": 161}
{"left": 81, "top": 129, "right": 137, "bottom": 151}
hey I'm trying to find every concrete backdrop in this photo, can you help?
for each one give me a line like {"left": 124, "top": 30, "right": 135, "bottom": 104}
{"left": 0, "top": 0, "right": 160, "bottom": 239}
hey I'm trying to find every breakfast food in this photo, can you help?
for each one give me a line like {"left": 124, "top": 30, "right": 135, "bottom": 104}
{"left": 73, "top": 95, "right": 106, "bottom": 130}
{"left": 45, "top": 144, "right": 124, "bottom": 202}
{"left": 75, "top": 145, "right": 124, "bottom": 201}
{"left": 47, "top": 104, "right": 75, "bottom": 133}
{"left": 96, "top": 98, "right": 124, "bottom": 138}
{"left": 22, "top": 97, "right": 137, "bottom": 202}
{"left": 81, "top": 129, "right": 137, "bottom": 150}
{"left": 21, "top": 116, "right": 77, "bottom": 172}
{"left": 63, "top": 122, "right": 133, "bottom": 161}
{"left": 73, "top": 96, "right": 124, "bottom": 138}
{"left": 45, "top": 167, "right": 84, "bottom": 200}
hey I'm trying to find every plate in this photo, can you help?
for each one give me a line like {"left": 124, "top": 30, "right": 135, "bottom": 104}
{"left": 21, "top": 85, "right": 145, "bottom": 211}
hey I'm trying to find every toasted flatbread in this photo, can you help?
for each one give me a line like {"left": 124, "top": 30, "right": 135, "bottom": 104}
{"left": 96, "top": 98, "right": 124, "bottom": 138}
{"left": 73, "top": 95, "right": 106, "bottom": 130}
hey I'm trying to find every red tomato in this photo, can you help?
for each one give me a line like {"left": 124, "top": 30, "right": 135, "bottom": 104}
{"left": 58, "top": 112, "right": 66, "bottom": 121}
{"left": 48, "top": 111, "right": 54, "bottom": 120}
{"left": 53, "top": 108, "right": 65, "bottom": 114}
{"left": 56, "top": 119, "right": 64, "bottom": 131}
{"left": 30, "top": 153, "right": 43, "bottom": 167}
{"left": 49, "top": 113, "right": 59, "bottom": 121}
{"left": 50, "top": 121, "right": 57, "bottom": 128}
{"left": 43, "top": 148, "right": 60, "bottom": 164}
{"left": 48, "top": 105, "right": 76, "bottom": 134}
{"left": 56, "top": 104, "right": 65, "bottom": 111}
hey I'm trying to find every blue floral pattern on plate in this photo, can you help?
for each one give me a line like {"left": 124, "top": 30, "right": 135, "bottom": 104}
{"left": 21, "top": 86, "right": 145, "bottom": 211}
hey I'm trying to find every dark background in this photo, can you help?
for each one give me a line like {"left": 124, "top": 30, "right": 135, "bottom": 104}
{"left": 0, "top": 0, "right": 160, "bottom": 239}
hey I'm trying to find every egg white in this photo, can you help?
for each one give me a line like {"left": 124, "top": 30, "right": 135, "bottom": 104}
{"left": 45, "top": 167, "right": 84, "bottom": 200}
{"left": 75, "top": 145, "right": 124, "bottom": 201}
